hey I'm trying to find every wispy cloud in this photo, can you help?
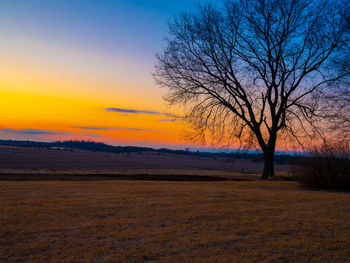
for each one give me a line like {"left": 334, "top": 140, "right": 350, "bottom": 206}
{"left": 75, "top": 126, "right": 119, "bottom": 131}
{"left": 81, "top": 133, "right": 102, "bottom": 138}
{"left": 106, "top": 107, "right": 171, "bottom": 116}
{"left": 0, "top": 128, "right": 71, "bottom": 135}
{"left": 0, "top": 128, "right": 104, "bottom": 139}
{"left": 126, "top": 128, "right": 148, "bottom": 131}
{"left": 158, "top": 119, "right": 175, "bottom": 122}
{"left": 74, "top": 126, "right": 149, "bottom": 132}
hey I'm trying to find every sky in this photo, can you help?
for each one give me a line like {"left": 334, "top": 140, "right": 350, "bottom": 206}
{"left": 0, "top": 0, "right": 221, "bottom": 148}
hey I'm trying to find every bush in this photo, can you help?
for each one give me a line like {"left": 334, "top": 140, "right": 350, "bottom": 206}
{"left": 293, "top": 142, "right": 350, "bottom": 191}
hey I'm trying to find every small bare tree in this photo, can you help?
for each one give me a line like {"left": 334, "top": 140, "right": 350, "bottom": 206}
{"left": 154, "top": 0, "right": 350, "bottom": 179}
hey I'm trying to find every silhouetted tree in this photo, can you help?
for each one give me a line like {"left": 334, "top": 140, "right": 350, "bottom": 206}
{"left": 154, "top": 0, "right": 350, "bottom": 178}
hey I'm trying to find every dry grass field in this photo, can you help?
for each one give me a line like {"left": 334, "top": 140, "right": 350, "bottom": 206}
{"left": 0, "top": 145, "right": 291, "bottom": 174}
{"left": 1, "top": 180, "right": 350, "bottom": 262}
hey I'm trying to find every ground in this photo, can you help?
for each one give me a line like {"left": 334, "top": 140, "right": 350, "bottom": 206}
{"left": 1, "top": 180, "right": 350, "bottom": 262}
{"left": 0, "top": 145, "right": 291, "bottom": 174}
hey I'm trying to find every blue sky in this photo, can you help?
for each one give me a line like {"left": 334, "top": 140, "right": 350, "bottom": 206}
{"left": 0, "top": 0, "right": 223, "bottom": 148}
{"left": 0, "top": 0, "right": 215, "bottom": 63}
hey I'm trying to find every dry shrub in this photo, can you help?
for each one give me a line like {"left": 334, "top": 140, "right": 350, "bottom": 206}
{"left": 294, "top": 141, "right": 350, "bottom": 191}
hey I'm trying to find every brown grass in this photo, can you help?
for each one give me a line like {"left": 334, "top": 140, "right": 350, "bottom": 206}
{"left": 0, "top": 168, "right": 261, "bottom": 181}
{"left": 0, "top": 145, "right": 291, "bottom": 174}
{"left": 1, "top": 180, "right": 350, "bottom": 262}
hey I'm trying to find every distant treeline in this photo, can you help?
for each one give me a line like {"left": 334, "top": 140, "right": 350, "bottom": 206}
{"left": 0, "top": 139, "right": 296, "bottom": 164}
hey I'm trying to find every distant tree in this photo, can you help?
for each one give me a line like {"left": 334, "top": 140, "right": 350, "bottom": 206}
{"left": 154, "top": 0, "right": 350, "bottom": 178}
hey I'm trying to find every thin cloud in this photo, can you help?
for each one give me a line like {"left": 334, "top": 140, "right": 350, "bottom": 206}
{"left": 0, "top": 128, "right": 112, "bottom": 140}
{"left": 106, "top": 107, "right": 170, "bottom": 116}
{"left": 74, "top": 126, "right": 149, "bottom": 131}
{"left": 75, "top": 126, "right": 119, "bottom": 131}
{"left": 81, "top": 133, "right": 102, "bottom": 138}
{"left": 126, "top": 128, "right": 148, "bottom": 131}
{"left": 73, "top": 126, "right": 153, "bottom": 131}
{"left": 158, "top": 119, "right": 175, "bottom": 122}
{"left": 0, "top": 128, "right": 71, "bottom": 135}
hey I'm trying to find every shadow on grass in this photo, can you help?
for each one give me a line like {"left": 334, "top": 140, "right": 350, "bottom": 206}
{"left": 0, "top": 173, "right": 253, "bottom": 182}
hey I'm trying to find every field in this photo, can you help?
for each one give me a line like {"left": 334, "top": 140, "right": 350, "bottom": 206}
{"left": 1, "top": 180, "right": 350, "bottom": 262}
{"left": 0, "top": 146, "right": 349, "bottom": 262}
{"left": 0, "top": 145, "right": 290, "bottom": 174}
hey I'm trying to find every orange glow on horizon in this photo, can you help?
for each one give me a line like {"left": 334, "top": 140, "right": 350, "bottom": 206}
{"left": 0, "top": 88, "right": 189, "bottom": 147}
{"left": 0, "top": 33, "right": 298, "bottom": 150}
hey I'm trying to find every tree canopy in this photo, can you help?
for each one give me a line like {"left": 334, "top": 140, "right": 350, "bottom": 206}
{"left": 154, "top": 0, "right": 350, "bottom": 178}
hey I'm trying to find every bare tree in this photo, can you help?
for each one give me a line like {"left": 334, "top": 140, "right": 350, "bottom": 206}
{"left": 154, "top": 0, "right": 350, "bottom": 179}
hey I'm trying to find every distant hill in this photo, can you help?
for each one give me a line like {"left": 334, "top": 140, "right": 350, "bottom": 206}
{"left": 0, "top": 139, "right": 297, "bottom": 164}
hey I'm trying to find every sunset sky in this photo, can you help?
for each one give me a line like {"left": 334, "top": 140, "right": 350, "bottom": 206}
{"left": 0, "top": 0, "right": 225, "bottom": 148}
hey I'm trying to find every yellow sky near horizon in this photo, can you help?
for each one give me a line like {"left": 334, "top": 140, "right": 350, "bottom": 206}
{"left": 0, "top": 88, "right": 187, "bottom": 146}
{"left": 0, "top": 34, "right": 191, "bottom": 147}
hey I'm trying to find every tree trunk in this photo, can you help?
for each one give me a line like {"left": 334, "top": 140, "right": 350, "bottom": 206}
{"left": 262, "top": 145, "right": 275, "bottom": 179}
